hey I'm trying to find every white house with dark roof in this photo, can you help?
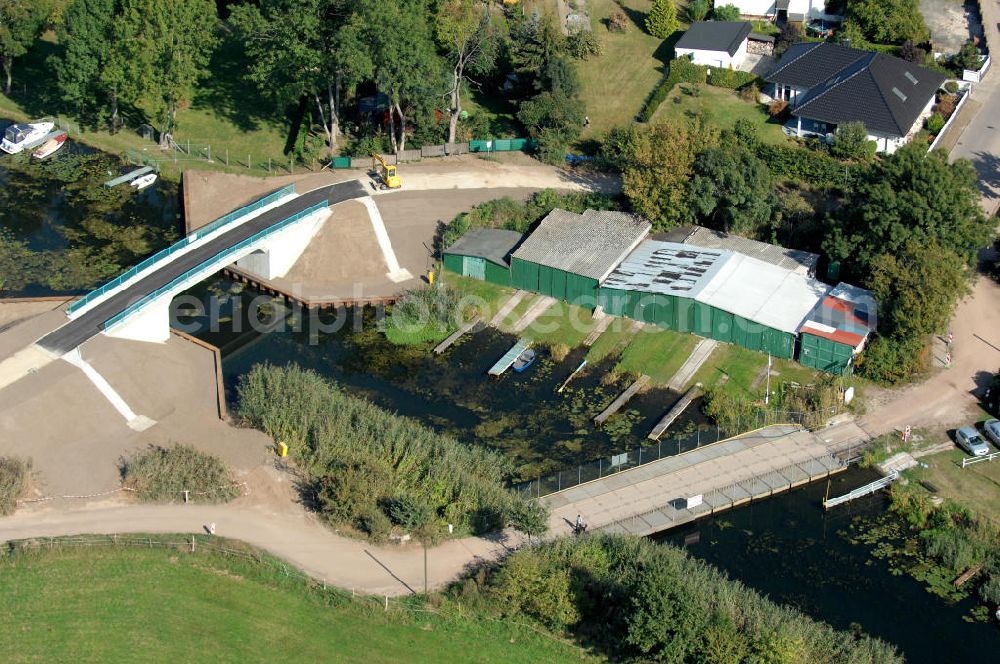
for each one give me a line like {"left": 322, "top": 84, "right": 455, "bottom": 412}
{"left": 727, "top": 0, "right": 840, "bottom": 22}
{"left": 764, "top": 42, "right": 946, "bottom": 153}
{"left": 675, "top": 21, "right": 753, "bottom": 69}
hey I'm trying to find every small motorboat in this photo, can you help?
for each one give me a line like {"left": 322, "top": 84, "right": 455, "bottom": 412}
{"left": 1, "top": 120, "right": 55, "bottom": 154}
{"left": 32, "top": 133, "right": 67, "bottom": 159}
{"left": 129, "top": 172, "right": 157, "bottom": 190}
{"left": 512, "top": 347, "right": 537, "bottom": 373}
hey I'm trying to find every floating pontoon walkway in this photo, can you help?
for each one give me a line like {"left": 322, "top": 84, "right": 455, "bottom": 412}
{"left": 594, "top": 374, "right": 650, "bottom": 425}
{"left": 433, "top": 316, "right": 481, "bottom": 354}
{"left": 104, "top": 166, "right": 155, "bottom": 188}
{"left": 488, "top": 337, "right": 531, "bottom": 376}
{"left": 648, "top": 384, "right": 700, "bottom": 441}
{"left": 823, "top": 471, "right": 898, "bottom": 509}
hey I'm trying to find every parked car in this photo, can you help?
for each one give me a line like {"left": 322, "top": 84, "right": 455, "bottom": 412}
{"left": 955, "top": 426, "right": 991, "bottom": 456}
{"left": 982, "top": 419, "right": 1000, "bottom": 447}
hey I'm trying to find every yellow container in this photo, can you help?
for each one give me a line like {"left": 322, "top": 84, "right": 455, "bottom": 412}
{"left": 428, "top": 270, "right": 436, "bottom": 285}
{"left": 277, "top": 442, "right": 288, "bottom": 457}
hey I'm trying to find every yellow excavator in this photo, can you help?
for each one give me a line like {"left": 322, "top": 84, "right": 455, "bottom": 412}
{"left": 371, "top": 154, "right": 402, "bottom": 190}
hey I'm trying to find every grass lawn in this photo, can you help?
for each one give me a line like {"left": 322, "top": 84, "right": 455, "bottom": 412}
{"left": 910, "top": 448, "right": 1000, "bottom": 521}
{"left": 650, "top": 85, "right": 787, "bottom": 144}
{"left": 615, "top": 327, "right": 698, "bottom": 385}
{"left": 0, "top": 542, "right": 590, "bottom": 663}
{"left": 585, "top": 319, "right": 639, "bottom": 363}
{"left": 440, "top": 271, "right": 514, "bottom": 314}
{"left": 524, "top": 301, "right": 599, "bottom": 348}
{"left": 577, "top": 0, "right": 672, "bottom": 139}
{"left": 690, "top": 344, "right": 825, "bottom": 397}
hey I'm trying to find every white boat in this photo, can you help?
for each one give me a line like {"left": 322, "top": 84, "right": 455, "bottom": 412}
{"left": 130, "top": 173, "right": 157, "bottom": 190}
{"left": 32, "top": 133, "right": 67, "bottom": 160}
{"left": 1, "top": 120, "right": 55, "bottom": 154}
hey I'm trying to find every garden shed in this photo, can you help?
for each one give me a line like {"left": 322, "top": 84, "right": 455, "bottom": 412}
{"left": 442, "top": 228, "right": 523, "bottom": 286}
{"left": 510, "top": 209, "right": 650, "bottom": 304}
{"left": 798, "top": 283, "right": 876, "bottom": 375}
{"left": 599, "top": 240, "right": 830, "bottom": 359}
{"left": 675, "top": 21, "right": 752, "bottom": 69}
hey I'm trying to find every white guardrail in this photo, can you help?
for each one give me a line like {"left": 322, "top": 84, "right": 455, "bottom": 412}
{"left": 962, "top": 450, "right": 1000, "bottom": 468}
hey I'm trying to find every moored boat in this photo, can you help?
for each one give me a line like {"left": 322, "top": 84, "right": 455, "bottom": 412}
{"left": 32, "top": 133, "right": 67, "bottom": 160}
{"left": 1, "top": 120, "right": 55, "bottom": 154}
{"left": 130, "top": 173, "right": 157, "bottom": 190}
{"left": 512, "top": 348, "right": 537, "bottom": 373}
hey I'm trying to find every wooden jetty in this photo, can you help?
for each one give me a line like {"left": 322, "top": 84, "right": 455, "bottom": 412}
{"left": 433, "top": 316, "right": 480, "bottom": 354}
{"left": 488, "top": 290, "right": 526, "bottom": 327}
{"left": 583, "top": 308, "right": 613, "bottom": 347}
{"left": 488, "top": 337, "right": 532, "bottom": 376}
{"left": 823, "top": 470, "right": 898, "bottom": 509}
{"left": 104, "top": 165, "right": 155, "bottom": 188}
{"left": 557, "top": 359, "right": 588, "bottom": 393}
{"left": 648, "top": 384, "right": 700, "bottom": 440}
{"left": 594, "top": 374, "right": 650, "bottom": 425}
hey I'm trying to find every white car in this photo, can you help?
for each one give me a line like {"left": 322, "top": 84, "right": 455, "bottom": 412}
{"left": 982, "top": 419, "right": 1000, "bottom": 447}
{"left": 955, "top": 426, "right": 990, "bottom": 456}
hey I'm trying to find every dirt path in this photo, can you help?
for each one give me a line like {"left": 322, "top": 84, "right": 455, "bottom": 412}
{"left": 858, "top": 276, "right": 1000, "bottom": 436}
{"left": 1, "top": 493, "right": 523, "bottom": 597}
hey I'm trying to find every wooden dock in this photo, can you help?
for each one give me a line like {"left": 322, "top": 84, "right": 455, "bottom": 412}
{"left": 488, "top": 337, "right": 532, "bottom": 376}
{"left": 667, "top": 338, "right": 717, "bottom": 391}
{"left": 104, "top": 166, "right": 155, "bottom": 188}
{"left": 511, "top": 295, "right": 556, "bottom": 333}
{"left": 433, "top": 316, "right": 480, "bottom": 354}
{"left": 583, "top": 308, "right": 613, "bottom": 347}
{"left": 594, "top": 374, "right": 650, "bottom": 425}
{"left": 648, "top": 384, "right": 700, "bottom": 441}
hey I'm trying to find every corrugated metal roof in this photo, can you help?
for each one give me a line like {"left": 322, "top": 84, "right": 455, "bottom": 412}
{"left": 601, "top": 240, "right": 729, "bottom": 297}
{"left": 658, "top": 226, "right": 819, "bottom": 275}
{"left": 511, "top": 208, "right": 650, "bottom": 281}
{"left": 443, "top": 228, "right": 523, "bottom": 266}
{"left": 694, "top": 253, "right": 830, "bottom": 334}
{"left": 603, "top": 240, "right": 830, "bottom": 334}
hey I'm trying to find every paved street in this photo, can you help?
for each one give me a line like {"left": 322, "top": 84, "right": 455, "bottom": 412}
{"left": 950, "top": 0, "right": 1000, "bottom": 215}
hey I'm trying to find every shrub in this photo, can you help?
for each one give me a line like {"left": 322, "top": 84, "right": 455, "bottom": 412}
{"left": 607, "top": 9, "right": 629, "bottom": 33}
{"left": 713, "top": 3, "right": 741, "bottom": 21}
{"left": 707, "top": 67, "right": 759, "bottom": 90}
{"left": 830, "top": 121, "right": 877, "bottom": 161}
{"left": 566, "top": 30, "right": 602, "bottom": 59}
{"left": 121, "top": 444, "right": 240, "bottom": 504}
{"left": 755, "top": 142, "right": 850, "bottom": 187}
{"left": 944, "top": 80, "right": 960, "bottom": 94}
{"left": 738, "top": 82, "right": 759, "bottom": 102}
{"left": 0, "top": 457, "right": 30, "bottom": 516}
{"left": 926, "top": 111, "right": 945, "bottom": 134}
{"left": 952, "top": 40, "right": 983, "bottom": 72}
{"left": 236, "top": 364, "right": 547, "bottom": 538}
{"left": 381, "top": 285, "right": 462, "bottom": 345}
{"left": 645, "top": 0, "right": 678, "bottom": 39}
{"left": 766, "top": 98, "right": 789, "bottom": 119}
{"left": 935, "top": 94, "right": 956, "bottom": 119}
{"left": 547, "top": 342, "right": 570, "bottom": 362}
{"left": 637, "top": 57, "right": 707, "bottom": 121}
{"left": 703, "top": 389, "right": 755, "bottom": 431}
{"left": 856, "top": 335, "right": 926, "bottom": 384}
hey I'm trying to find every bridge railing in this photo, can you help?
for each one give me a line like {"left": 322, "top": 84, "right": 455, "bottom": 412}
{"left": 67, "top": 185, "right": 296, "bottom": 316}
{"left": 103, "top": 200, "right": 329, "bottom": 331}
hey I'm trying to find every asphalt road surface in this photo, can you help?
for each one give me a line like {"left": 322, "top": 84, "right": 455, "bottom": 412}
{"left": 37, "top": 180, "right": 367, "bottom": 355}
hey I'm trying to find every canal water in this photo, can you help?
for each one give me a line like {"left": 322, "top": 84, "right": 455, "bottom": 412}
{"left": 657, "top": 466, "right": 1000, "bottom": 663}
{"left": 0, "top": 130, "right": 178, "bottom": 297}
{"left": 177, "top": 277, "right": 709, "bottom": 482}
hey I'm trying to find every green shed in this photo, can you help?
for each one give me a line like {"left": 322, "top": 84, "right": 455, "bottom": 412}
{"left": 442, "top": 228, "right": 523, "bottom": 286}
{"left": 509, "top": 209, "right": 650, "bottom": 307}
{"left": 797, "top": 283, "right": 876, "bottom": 375}
{"left": 601, "top": 240, "right": 828, "bottom": 360}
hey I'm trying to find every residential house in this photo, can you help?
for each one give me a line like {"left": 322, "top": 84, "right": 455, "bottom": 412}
{"left": 675, "top": 21, "right": 753, "bottom": 69}
{"left": 728, "top": 0, "right": 840, "bottom": 22}
{"left": 764, "top": 42, "right": 946, "bottom": 153}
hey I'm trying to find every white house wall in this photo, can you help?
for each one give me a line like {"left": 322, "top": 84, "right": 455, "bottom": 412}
{"left": 732, "top": 0, "right": 776, "bottom": 17}
{"left": 677, "top": 42, "right": 747, "bottom": 68}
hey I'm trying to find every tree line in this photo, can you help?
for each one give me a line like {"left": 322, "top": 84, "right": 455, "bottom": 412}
{"left": 3, "top": 0, "right": 596, "bottom": 160}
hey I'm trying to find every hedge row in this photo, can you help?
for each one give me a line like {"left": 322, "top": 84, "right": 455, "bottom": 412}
{"left": 755, "top": 142, "right": 854, "bottom": 187}
{"left": 707, "top": 67, "right": 760, "bottom": 90}
{"left": 637, "top": 58, "right": 707, "bottom": 122}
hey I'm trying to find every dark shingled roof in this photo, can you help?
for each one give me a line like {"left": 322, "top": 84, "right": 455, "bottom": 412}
{"left": 765, "top": 42, "right": 946, "bottom": 137}
{"left": 443, "top": 228, "right": 524, "bottom": 267}
{"left": 676, "top": 21, "right": 753, "bottom": 56}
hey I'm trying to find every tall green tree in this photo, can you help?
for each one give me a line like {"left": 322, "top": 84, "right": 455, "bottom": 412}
{"left": 689, "top": 143, "right": 777, "bottom": 236}
{"left": 436, "top": 0, "right": 499, "bottom": 144}
{"left": 712, "top": 3, "right": 741, "bottom": 21}
{"left": 645, "top": 0, "right": 678, "bottom": 39}
{"left": 53, "top": 0, "right": 126, "bottom": 130}
{"left": 0, "top": 0, "right": 50, "bottom": 95}
{"left": 829, "top": 121, "right": 875, "bottom": 161}
{"left": 845, "top": 0, "right": 929, "bottom": 45}
{"left": 231, "top": 0, "right": 360, "bottom": 154}
{"left": 339, "top": 0, "right": 444, "bottom": 152}
{"left": 113, "top": 0, "right": 217, "bottom": 146}
{"left": 609, "top": 119, "right": 721, "bottom": 230}
{"left": 824, "top": 143, "right": 991, "bottom": 276}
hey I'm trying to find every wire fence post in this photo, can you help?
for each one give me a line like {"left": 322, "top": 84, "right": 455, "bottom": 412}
{"left": 225, "top": 148, "right": 229, "bottom": 166}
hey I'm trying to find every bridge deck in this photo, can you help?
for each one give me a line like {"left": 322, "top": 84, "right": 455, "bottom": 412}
{"left": 37, "top": 180, "right": 367, "bottom": 355}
